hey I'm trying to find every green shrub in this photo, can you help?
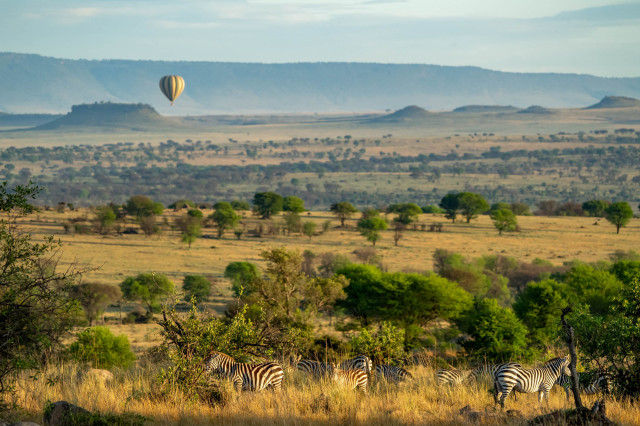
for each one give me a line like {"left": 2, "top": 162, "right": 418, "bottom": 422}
{"left": 349, "top": 322, "right": 406, "bottom": 364}
{"left": 68, "top": 326, "right": 136, "bottom": 369}
{"left": 183, "top": 275, "right": 211, "bottom": 303}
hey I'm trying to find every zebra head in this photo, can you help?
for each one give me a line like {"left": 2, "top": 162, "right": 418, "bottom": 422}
{"left": 203, "top": 352, "right": 231, "bottom": 374}
{"left": 545, "top": 356, "right": 571, "bottom": 377}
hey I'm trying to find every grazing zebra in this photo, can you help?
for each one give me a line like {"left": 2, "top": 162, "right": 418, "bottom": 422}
{"left": 436, "top": 368, "right": 473, "bottom": 386}
{"left": 374, "top": 364, "right": 413, "bottom": 383}
{"left": 555, "top": 373, "right": 607, "bottom": 400}
{"left": 495, "top": 356, "right": 571, "bottom": 408}
{"left": 340, "top": 355, "right": 373, "bottom": 375}
{"left": 331, "top": 364, "right": 368, "bottom": 392}
{"left": 296, "top": 360, "right": 333, "bottom": 379}
{"left": 203, "top": 351, "right": 284, "bottom": 392}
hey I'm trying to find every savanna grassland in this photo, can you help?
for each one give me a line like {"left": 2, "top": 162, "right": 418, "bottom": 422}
{"left": 2, "top": 104, "right": 640, "bottom": 425}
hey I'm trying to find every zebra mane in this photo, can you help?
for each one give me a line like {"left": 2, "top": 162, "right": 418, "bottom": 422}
{"left": 208, "top": 351, "right": 236, "bottom": 362}
{"left": 544, "top": 356, "right": 567, "bottom": 365}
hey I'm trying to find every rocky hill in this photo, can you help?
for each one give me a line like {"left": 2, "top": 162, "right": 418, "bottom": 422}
{"left": 585, "top": 96, "right": 640, "bottom": 109}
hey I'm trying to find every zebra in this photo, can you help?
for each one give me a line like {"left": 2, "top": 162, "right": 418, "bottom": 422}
{"left": 340, "top": 355, "right": 373, "bottom": 375}
{"left": 495, "top": 356, "right": 571, "bottom": 408}
{"left": 296, "top": 360, "right": 333, "bottom": 379}
{"left": 436, "top": 368, "right": 473, "bottom": 386}
{"left": 203, "top": 351, "right": 284, "bottom": 392}
{"left": 470, "top": 362, "right": 521, "bottom": 401}
{"left": 374, "top": 364, "right": 413, "bottom": 383}
{"left": 331, "top": 363, "right": 368, "bottom": 392}
{"left": 555, "top": 373, "right": 607, "bottom": 400}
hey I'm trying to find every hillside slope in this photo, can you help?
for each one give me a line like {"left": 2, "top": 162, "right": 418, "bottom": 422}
{"left": 1, "top": 53, "right": 640, "bottom": 115}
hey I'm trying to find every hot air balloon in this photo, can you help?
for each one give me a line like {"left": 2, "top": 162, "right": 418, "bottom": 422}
{"left": 159, "top": 75, "right": 185, "bottom": 105}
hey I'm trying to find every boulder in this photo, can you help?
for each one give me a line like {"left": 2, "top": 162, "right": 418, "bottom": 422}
{"left": 43, "top": 401, "right": 90, "bottom": 426}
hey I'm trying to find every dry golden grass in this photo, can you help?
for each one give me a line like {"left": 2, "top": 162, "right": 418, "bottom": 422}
{"left": 4, "top": 362, "right": 640, "bottom": 425}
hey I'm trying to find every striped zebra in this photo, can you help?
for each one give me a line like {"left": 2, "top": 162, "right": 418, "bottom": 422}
{"left": 296, "top": 360, "right": 333, "bottom": 379}
{"left": 331, "top": 364, "right": 368, "bottom": 392}
{"left": 436, "top": 368, "right": 472, "bottom": 386}
{"left": 495, "top": 356, "right": 571, "bottom": 408}
{"left": 340, "top": 355, "right": 373, "bottom": 375}
{"left": 555, "top": 373, "right": 607, "bottom": 400}
{"left": 374, "top": 364, "right": 413, "bottom": 383}
{"left": 471, "top": 362, "right": 521, "bottom": 401}
{"left": 203, "top": 351, "right": 284, "bottom": 392}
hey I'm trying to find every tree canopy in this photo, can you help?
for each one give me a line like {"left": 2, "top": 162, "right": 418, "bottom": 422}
{"left": 253, "top": 191, "right": 284, "bottom": 219}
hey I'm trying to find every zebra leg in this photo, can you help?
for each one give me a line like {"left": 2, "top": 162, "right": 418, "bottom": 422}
{"left": 498, "top": 384, "right": 514, "bottom": 409}
{"left": 233, "top": 376, "right": 243, "bottom": 393}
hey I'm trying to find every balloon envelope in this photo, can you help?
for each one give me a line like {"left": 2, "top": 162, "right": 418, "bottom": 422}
{"left": 159, "top": 75, "right": 185, "bottom": 105}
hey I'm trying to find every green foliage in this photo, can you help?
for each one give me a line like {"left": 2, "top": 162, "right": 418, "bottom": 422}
{"left": 513, "top": 279, "right": 567, "bottom": 348}
{"left": 210, "top": 202, "right": 240, "bottom": 238}
{"left": 421, "top": 205, "right": 444, "bottom": 214}
{"left": 439, "top": 193, "right": 460, "bottom": 222}
{"left": 582, "top": 199, "right": 609, "bottom": 217}
{"left": 125, "top": 195, "right": 162, "bottom": 218}
{"left": 510, "top": 202, "right": 531, "bottom": 216}
{"left": 605, "top": 201, "right": 633, "bottom": 234}
{"left": 283, "top": 212, "right": 302, "bottom": 234}
{"left": 68, "top": 326, "right": 136, "bottom": 369}
{"left": 230, "top": 199, "right": 250, "bottom": 211}
{"left": 457, "top": 192, "right": 490, "bottom": 223}
{"left": 569, "top": 277, "right": 640, "bottom": 396}
{"left": 457, "top": 298, "right": 529, "bottom": 361}
{"left": 283, "top": 195, "right": 305, "bottom": 213}
{"left": 490, "top": 202, "right": 511, "bottom": 213}
{"left": 120, "top": 273, "right": 175, "bottom": 314}
{"left": 609, "top": 260, "right": 640, "bottom": 285}
{"left": 561, "top": 263, "right": 622, "bottom": 316}
{"left": 349, "top": 322, "right": 406, "bottom": 364}
{"left": 330, "top": 201, "right": 359, "bottom": 227}
{"left": 69, "top": 283, "right": 122, "bottom": 326}
{"left": 182, "top": 275, "right": 211, "bottom": 304}
{"left": 187, "top": 209, "right": 203, "bottom": 218}
{"left": 252, "top": 191, "right": 283, "bottom": 219}
{"left": 357, "top": 213, "right": 388, "bottom": 246}
{"left": 491, "top": 208, "right": 518, "bottom": 234}
{"left": 93, "top": 206, "right": 117, "bottom": 235}
{"left": 387, "top": 202, "right": 422, "bottom": 225}
{"left": 0, "top": 182, "right": 80, "bottom": 394}
{"left": 337, "top": 264, "right": 472, "bottom": 346}
{"left": 224, "top": 261, "right": 260, "bottom": 297}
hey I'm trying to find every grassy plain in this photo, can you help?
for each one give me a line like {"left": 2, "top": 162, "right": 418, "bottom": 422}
{"left": 6, "top": 362, "right": 640, "bottom": 425}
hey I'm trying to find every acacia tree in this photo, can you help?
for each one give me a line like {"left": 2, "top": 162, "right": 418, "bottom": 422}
{"left": 210, "top": 202, "right": 240, "bottom": 238}
{"left": 330, "top": 202, "right": 359, "bottom": 227}
{"left": 387, "top": 203, "right": 422, "bottom": 225}
{"left": 120, "top": 273, "right": 175, "bottom": 315}
{"left": 491, "top": 208, "right": 517, "bottom": 235}
{"left": 605, "top": 201, "right": 633, "bottom": 234}
{"left": 253, "top": 191, "right": 283, "bottom": 219}
{"left": 283, "top": 196, "right": 305, "bottom": 213}
{"left": 439, "top": 193, "right": 460, "bottom": 223}
{"left": 357, "top": 213, "right": 388, "bottom": 246}
{"left": 70, "top": 282, "right": 122, "bottom": 326}
{"left": 457, "top": 192, "right": 490, "bottom": 223}
{"left": 0, "top": 182, "right": 81, "bottom": 393}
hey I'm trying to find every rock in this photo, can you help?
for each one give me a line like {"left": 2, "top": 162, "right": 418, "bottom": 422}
{"left": 43, "top": 401, "right": 90, "bottom": 426}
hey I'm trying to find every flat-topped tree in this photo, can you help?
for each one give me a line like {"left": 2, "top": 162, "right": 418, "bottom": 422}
{"left": 330, "top": 201, "right": 358, "bottom": 227}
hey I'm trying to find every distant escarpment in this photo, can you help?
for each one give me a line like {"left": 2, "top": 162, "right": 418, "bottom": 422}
{"left": 453, "top": 105, "right": 519, "bottom": 113}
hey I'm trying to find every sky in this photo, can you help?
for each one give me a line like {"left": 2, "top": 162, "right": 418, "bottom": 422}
{"left": 2, "top": 0, "right": 640, "bottom": 77}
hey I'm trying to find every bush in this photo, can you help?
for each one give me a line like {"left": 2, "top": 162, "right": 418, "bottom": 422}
{"left": 457, "top": 298, "right": 529, "bottom": 361}
{"left": 349, "top": 322, "right": 406, "bottom": 364}
{"left": 68, "top": 326, "right": 136, "bottom": 369}
{"left": 183, "top": 275, "right": 211, "bottom": 303}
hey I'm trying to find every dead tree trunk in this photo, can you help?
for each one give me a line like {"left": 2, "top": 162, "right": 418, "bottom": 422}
{"left": 560, "top": 306, "right": 583, "bottom": 409}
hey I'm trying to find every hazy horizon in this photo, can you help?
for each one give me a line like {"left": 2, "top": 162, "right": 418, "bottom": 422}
{"left": 2, "top": 0, "right": 639, "bottom": 78}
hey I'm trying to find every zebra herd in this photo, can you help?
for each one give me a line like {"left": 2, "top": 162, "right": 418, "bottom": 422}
{"left": 203, "top": 352, "right": 411, "bottom": 394}
{"left": 437, "top": 356, "right": 607, "bottom": 408}
{"left": 203, "top": 351, "right": 606, "bottom": 408}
